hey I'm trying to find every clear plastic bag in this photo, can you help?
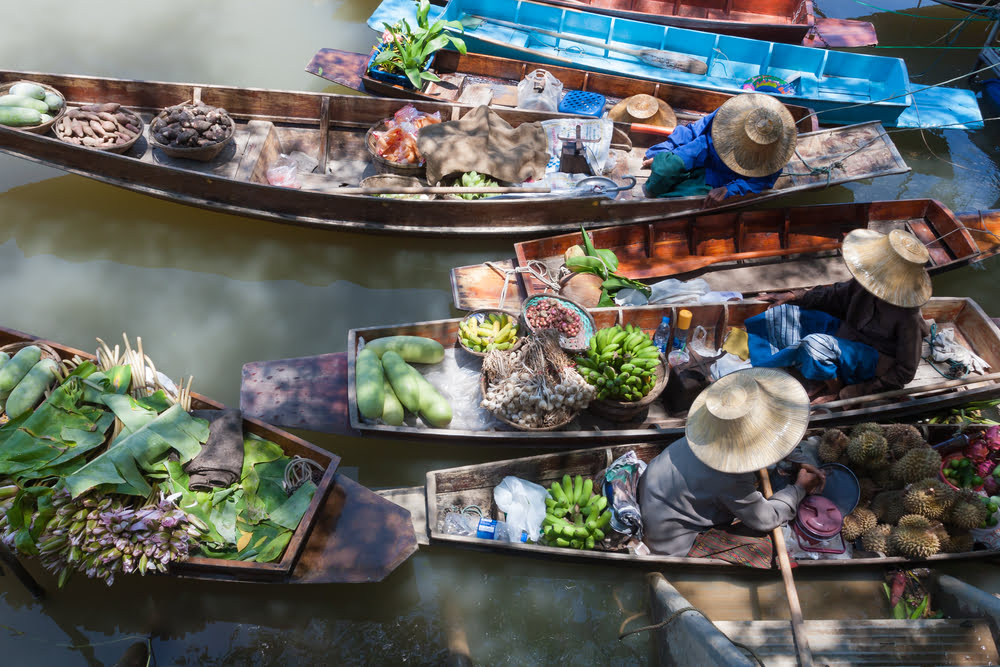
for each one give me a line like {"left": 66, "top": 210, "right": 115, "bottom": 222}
{"left": 494, "top": 476, "right": 549, "bottom": 542}
{"left": 602, "top": 451, "right": 647, "bottom": 539}
{"left": 265, "top": 154, "right": 301, "bottom": 189}
{"left": 517, "top": 69, "right": 563, "bottom": 112}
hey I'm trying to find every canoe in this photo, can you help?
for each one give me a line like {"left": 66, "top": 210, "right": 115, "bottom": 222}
{"left": 374, "top": 424, "right": 1000, "bottom": 569}
{"left": 366, "top": 0, "right": 982, "bottom": 129}
{"left": 0, "top": 70, "right": 908, "bottom": 238}
{"left": 307, "top": 47, "right": 820, "bottom": 132}
{"left": 239, "top": 297, "right": 1000, "bottom": 446}
{"left": 448, "top": 200, "right": 1000, "bottom": 311}
{"left": 520, "top": 0, "right": 878, "bottom": 47}
{"left": 0, "top": 324, "right": 417, "bottom": 585}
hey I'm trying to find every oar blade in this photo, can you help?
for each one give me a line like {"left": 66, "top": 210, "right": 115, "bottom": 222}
{"left": 638, "top": 49, "right": 708, "bottom": 75}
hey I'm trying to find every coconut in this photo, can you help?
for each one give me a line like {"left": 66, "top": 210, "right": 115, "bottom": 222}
{"left": 883, "top": 423, "right": 926, "bottom": 460}
{"left": 841, "top": 507, "right": 878, "bottom": 541}
{"left": 902, "top": 478, "right": 956, "bottom": 520}
{"left": 891, "top": 447, "right": 942, "bottom": 485}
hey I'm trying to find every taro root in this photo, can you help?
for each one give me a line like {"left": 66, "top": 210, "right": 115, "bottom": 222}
{"left": 56, "top": 105, "right": 142, "bottom": 150}
{"left": 151, "top": 103, "right": 233, "bottom": 150}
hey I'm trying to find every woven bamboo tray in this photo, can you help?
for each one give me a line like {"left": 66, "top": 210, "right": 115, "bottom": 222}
{"left": 521, "top": 294, "right": 596, "bottom": 354}
{"left": 457, "top": 308, "right": 524, "bottom": 358}
{"left": 365, "top": 119, "right": 427, "bottom": 178}
{"left": 0, "top": 80, "right": 66, "bottom": 135}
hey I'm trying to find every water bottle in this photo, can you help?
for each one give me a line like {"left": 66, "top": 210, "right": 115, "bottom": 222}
{"left": 475, "top": 517, "right": 527, "bottom": 543}
{"left": 651, "top": 316, "right": 671, "bottom": 355}
{"left": 672, "top": 309, "right": 693, "bottom": 353}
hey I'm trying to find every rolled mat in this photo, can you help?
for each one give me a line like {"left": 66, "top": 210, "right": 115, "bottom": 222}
{"left": 184, "top": 408, "right": 245, "bottom": 491}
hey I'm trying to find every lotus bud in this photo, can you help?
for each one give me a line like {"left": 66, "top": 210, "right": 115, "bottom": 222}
{"left": 138, "top": 554, "right": 149, "bottom": 575}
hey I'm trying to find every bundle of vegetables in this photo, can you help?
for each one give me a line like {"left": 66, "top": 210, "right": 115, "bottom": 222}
{"left": 0, "top": 345, "right": 61, "bottom": 420}
{"left": 940, "top": 426, "right": 1000, "bottom": 494}
{"left": 356, "top": 335, "right": 452, "bottom": 427}
{"left": 452, "top": 171, "right": 499, "bottom": 199}
{"left": 540, "top": 474, "right": 612, "bottom": 550}
{"left": 0, "top": 81, "right": 63, "bottom": 128}
{"left": 458, "top": 311, "right": 518, "bottom": 353}
{"left": 564, "top": 227, "right": 651, "bottom": 307}
{"left": 480, "top": 329, "right": 595, "bottom": 428}
{"left": 576, "top": 324, "right": 660, "bottom": 401}
{"left": 924, "top": 399, "right": 1000, "bottom": 425}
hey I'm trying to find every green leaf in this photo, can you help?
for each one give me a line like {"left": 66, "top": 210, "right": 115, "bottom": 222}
{"left": 269, "top": 481, "right": 316, "bottom": 531}
{"left": 105, "top": 365, "right": 132, "bottom": 395}
{"left": 404, "top": 66, "right": 423, "bottom": 89}
{"left": 580, "top": 226, "right": 598, "bottom": 257}
{"left": 595, "top": 248, "right": 619, "bottom": 272}
{"left": 566, "top": 255, "right": 609, "bottom": 279}
{"left": 910, "top": 595, "right": 929, "bottom": 619}
{"left": 255, "top": 530, "right": 293, "bottom": 563}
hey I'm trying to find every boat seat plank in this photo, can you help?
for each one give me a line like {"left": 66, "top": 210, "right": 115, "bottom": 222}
{"left": 908, "top": 219, "right": 953, "bottom": 266}
{"left": 237, "top": 120, "right": 276, "bottom": 185}
{"left": 376, "top": 486, "right": 428, "bottom": 546}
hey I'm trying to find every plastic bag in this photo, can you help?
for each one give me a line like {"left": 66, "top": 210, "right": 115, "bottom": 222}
{"left": 647, "top": 278, "right": 712, "bottom": 304}
{"left": 711, "top": 353, "right": 753, "bottom": 380}
{"left": 602, "top": 451, "right": 647, "bottom": 539}
{"left": 539, "top": 118, "right": 613, "bottom": 174}
{"left": 494, "top": 476, "right": 549, "bottom": 542}
{"left": 266, "top": 155, "right": 300, "bottom": 189}
{"left": 517, "top": 69, "right": 563, "bottom": 112}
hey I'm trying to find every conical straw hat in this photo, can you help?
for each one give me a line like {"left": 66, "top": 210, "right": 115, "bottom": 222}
{"left": 711, "top": 93, "right": 797, "bottom": 178}
{"left": 685, "top": 368, "right": 810, "bottom": 474}
{"left": 607, "top": 94, "right": 677, "bottom": 129}
{"left": 841, "top": 228, "right": 931, "bottom": 308}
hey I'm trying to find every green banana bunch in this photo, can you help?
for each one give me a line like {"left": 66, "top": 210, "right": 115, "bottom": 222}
{"left": 539, "top": 473, "right": 612, "bottom": 550}
{"left": 575, "top": 323, "right": 659, "bottom": 402}
{"left": 458, "top": 312, "right": 518, "bottom": 354}
{"left": 925, "top": 399, "right": 1000, "bottom": 425}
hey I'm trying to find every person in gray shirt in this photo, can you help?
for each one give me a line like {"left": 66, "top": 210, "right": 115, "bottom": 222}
{"left": 638, "top": 368, "right": 825, "bottom": 557}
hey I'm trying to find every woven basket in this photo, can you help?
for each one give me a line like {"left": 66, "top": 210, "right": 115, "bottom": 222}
{"left": 365, "top": 119, "right": 427, "bottom": 178}
{"left": 149, "top": 103, "right": 235, "bottom": 161}
{"left": 53, "top": 106, "right": 144, "bottom": 154}
{"left": 588, "top": 357, "right": 668, "bottom": 422}
{"left": 0, "top": 341, "right": 63, "bottom": 365}
{"left": 457, "top": 309, "right": 524, "bottom": 358}
{"left": 521, "top": 294, "right": 596, "bottom": 354}
{"left": 479, "top": 373, "right": 578, "bottom": 431}
{"left": 0, "top": 80, "right": 66, "bottom": 135}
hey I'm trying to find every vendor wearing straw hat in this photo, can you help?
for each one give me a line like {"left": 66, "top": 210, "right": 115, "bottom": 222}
{"left": 638, "top": 368, "right": 825, "bottom": 560}
{"left": 750, "top": 228, "right": 932, "bottom": 403}
{"left": 641, "top": 92, "right": 796, "bottom": 208}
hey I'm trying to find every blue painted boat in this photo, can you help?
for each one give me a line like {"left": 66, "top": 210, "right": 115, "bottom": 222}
{"left": 367, "top": 0, "right": 982, "bottom": 129}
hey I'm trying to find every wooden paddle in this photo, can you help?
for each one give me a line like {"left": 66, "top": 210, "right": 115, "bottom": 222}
{"left": 809, "top": 371, "right": 1000, "bottom": 412}
{"left": 623, "top": 241, "right": 843, "bottom": 281}
{"left": 758, "top": 470, "right": 814, "bottom": 667}
{"left": 461, "top": 14, "right": 709, "bottom": 75}
{"left": 334, "top": 185, "right": 551, "bottom": 195}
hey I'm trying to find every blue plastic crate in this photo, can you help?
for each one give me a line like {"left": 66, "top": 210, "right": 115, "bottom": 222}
{"left": 558, "top": 90, "right": 606, "bottom": 118}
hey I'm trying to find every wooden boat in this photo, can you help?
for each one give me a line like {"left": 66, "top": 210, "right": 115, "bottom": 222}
{"left": 367, "top": 0, "right": 982, "bottom": 129}
{"left": 239, "top": 297, "right": 1000, "bottom": 446}
{"left": 449, "top": 200, "right": 1000, "bottom": 311}
{"left": 373, "top": 424, "right": 1000, "bottom": 569}
{"left": 307, "top": 47, "right": 820, "bottom": 132}
{"left": 0, "top": 70, "right": 908, "bottom": 237}
{"left": 0, "top": 324, "right": 417, "bottom": 585}
{"left": 520, "top": 0, "right": 878, "bottom": 47}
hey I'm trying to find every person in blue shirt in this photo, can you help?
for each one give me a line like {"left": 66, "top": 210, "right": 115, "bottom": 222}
{"left": 641, "top": 92, "right": 797, "bottom": 208}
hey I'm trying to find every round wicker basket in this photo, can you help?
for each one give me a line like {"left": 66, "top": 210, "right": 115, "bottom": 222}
{"left": 478, "top": 373, "right": 578, "bottom": 431}
{"left": 148, "top": 103, "right": 235, "bottom": 162}
{"left": 457, "top": 308, "right": 524, "bottom": 358}
{"left": 0, "top": 341, "right": 63, "bottom": 364}
{"left": 0, "top": 80, "right": 66, "bottom": 135}
{"left": 53, "top": 106, "right": 144, "bottom": 154}
{"left": 365, "top": 119, "right": 427, "bottom": 178}
{"left": 588, "top": 357, "right": 668, "bottom": 422}
{"left": 521, "top": 294, "right": 596, "bottom": 354}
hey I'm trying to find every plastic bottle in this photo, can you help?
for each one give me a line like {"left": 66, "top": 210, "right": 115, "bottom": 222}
{"left": 651, "top": 316, "right": 671, "bottom": 355}
{"left": 475, "top": 517, "right": 527, "bottom": 543}
{"left": 672, "top": 309, "right": 693, "bottom": 352}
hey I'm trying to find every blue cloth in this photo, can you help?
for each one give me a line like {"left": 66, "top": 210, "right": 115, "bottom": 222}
{"left": 644, "top": 110, "right": 782, "bottom": 198}
{"left": 745, "top": 305, "right": 879, "bottom": 385}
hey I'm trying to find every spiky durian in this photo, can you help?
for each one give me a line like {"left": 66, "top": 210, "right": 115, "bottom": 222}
{"left": 873, "top": 468, "right": 903, "bottom": 491}
{"left": 883, "top": 423, "right": 926, "bottom": 460}
{"left": 889, "top": 515, "right": 941, "bottom": 558}
{"left": 818, "top": 429, "right": 849, "bottom": 463}
{"left": 902, "top": 478, "right": 956, "bottom": 520}
{"left": 940, "top": 530, "right": 975, "bottom": 553}
{"left": 841, "top": 507, "right": 878, "bottom": 541}
{"left": 860, "top": 523, "right": 893, "bottom": 554}
{"left": 945, "top": 490, "right": 989, "bottom": 530}
{"left": 858, "top": 477, "right": 878, "bottom": 505}
{"left": 891, "top": 448, "right": 942, "bottom": 485}
{"left": 850, "top": 422, "right": 883, "bottom": 439}
{"left": 847, "top": 430, "right": 889, "bottom": 469}
{"left": 872, "top": 490, "right": 907, "bottom": 524}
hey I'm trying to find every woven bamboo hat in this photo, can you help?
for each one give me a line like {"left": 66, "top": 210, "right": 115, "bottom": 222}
{"left": 711, "top": 93, "right": 797, "bottom": 178}
{"left": 841, "top": 228, "right": 931, "bottom": 308}
{"left": 685, "top": 368, "right": 810, "bottom": 474}
{"left": 607, "top": 94, "right": 677, "bottom": 129}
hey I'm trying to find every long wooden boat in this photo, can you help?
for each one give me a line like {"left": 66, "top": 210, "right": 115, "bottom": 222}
{"left": 449, "top": 200, "right": 1000, "bottom": 311}
{"left": 240, "top": 297, "right": 1000, "bottom": 446}
{"left": 307, "top": 47, "right": 820, "bottom": 132}
{"left": 0, "top": 70, "right": 907, "bottom": 237}
{"left": 0, "top": 324, "right": 417, "bottom": 585}
{"left": 373, "top": 424, "right": 1000, "bottom": 570}
{"left": 367, "top": 0, "right": 982, "bottom": 129}
{"left": 520, "top": 0, "right": 878, "bottom": 47}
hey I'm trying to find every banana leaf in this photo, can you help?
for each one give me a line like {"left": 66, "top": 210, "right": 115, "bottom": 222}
{"left": 269, "top": 481, "right": 316, "bottom": 531}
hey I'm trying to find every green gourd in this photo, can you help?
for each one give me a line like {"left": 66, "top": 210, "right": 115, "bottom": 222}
{"left": 355, "top": 348, "right": 384, "bottom": 421}
{"left": 381, "top": 351, "right": 421, "bottom": 414}
{"left": 412, "top": 372, "right": 452, "bottom": 428}
{"left": 4, "top": 359, "right": 59, "bottom": 419}
{"left": 0, "top": 345, "right": 43, "bottom": 401}
{"left": 365, "top": 336, "right": 444, "bottom": 364}
{"left": 381, "top": 377, "right": 405, "bottom": 426}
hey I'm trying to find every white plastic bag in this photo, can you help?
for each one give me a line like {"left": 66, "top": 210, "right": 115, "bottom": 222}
{"left": 494, "top": 476, "right": 549, "bottom": 542}
{"left": 266, "top": 154, "right": 301, "bottom": 189}
{"left": 517, "top": 69, "right": 563, "bottom": 112}
{"left": 647, "top": 278, "right": 712, "bottom": 304}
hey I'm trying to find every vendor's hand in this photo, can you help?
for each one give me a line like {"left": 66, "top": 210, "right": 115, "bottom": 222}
{"left": 757, "top": 290, "right": 798, "bottom": 309}
{"left": 701, "top": 186, "right": 728, "bottom": 209}
{"left": 642, "top": 157, "right": 654, "bottom": 169}
{"left": 795, "top": 464, "right": 826, "bottom": 495}
{"left": 838, "top": 383, "right": 870, "bottom": 401}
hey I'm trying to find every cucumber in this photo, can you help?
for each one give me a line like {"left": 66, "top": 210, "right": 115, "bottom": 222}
{"left": 381, "top": 377, "right": 405, "bottom": 426}
{"left": 0, "top": 352, "right": 9, "bottom": 373}
{"left": 355, "top": 348, "right": 384, "bottom": 421}
{"left": 365, "top": 336, "right": 444, "bottom": 364}
{"left": 412, "top": 372, "right": 452, "bottom": 427}
{"left": 0, "top": 346, "right": 42, "bottom": 400}
{"left": 4, "top": 359, "right": 58, "bottom": 419}
{"left": 381, "top": 351, "right": 421, "bottom": 414}
{"left": 0, "top": 107, "right": 42, "bottom": 127}
{"left": 43, "top": 92, "right": 63, "bottom": 112}
{"left": 0, "top": 95, "right": 50, "bottom": 113}
{"left": 9, "top": 83, "right": 46, "bottom": 100}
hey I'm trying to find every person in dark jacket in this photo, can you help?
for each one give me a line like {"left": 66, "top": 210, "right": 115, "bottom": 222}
{"left": 642, "top": 92, "right": 797, "bottom": 207}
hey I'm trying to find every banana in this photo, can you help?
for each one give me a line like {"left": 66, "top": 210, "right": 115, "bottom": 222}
{"left": 555, "top": 537, "right": 570, "bottom": 548}
{"left": 550, "top": 482, "right": 568, "bottom": 505}
{"left": 581, "top": 478, "right": 593, "bottom": 503}
{"left": 593, "top": 528, "right": 605, "bottom": 541}
{"left": 561, "top": 474, "right": 574, "bottom": 501}
{"left": 585, "top": 536, "right": 595, "bottom": 550}
{"left": 636, "top": 347, "right": 661, "bottom": 358}
{"left": 572, "top": 475, "right": 583, "bottom": 505}
{"left": 610, "top": 330, "right": 628, "bottom": 346}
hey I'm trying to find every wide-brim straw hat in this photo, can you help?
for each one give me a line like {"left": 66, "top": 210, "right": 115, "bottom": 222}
{"left": 607, "top": 94, "right": 677, "bottom": 129}
{"left": 711, "top": 93, "right": 797, "bottom": 178}
{"left": 685, "top": 368, "right": 810, "bottom": 474}
{"left": 841, "top": 228, "right": 932, "bottom": 308}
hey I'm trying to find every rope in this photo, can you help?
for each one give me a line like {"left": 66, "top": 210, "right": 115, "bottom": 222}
{"left": 283, "top": 456, "right": 325, "bottom": 495}
{"left": 618, "top": 606, "right": 765, "bottom": 666}
{"left": 850, "top": 0, "right": 997, "bottom": 19}
{"left": 484, "top": 259, "right": 562, "bottom": 310}
{"left": 780, "top": 135, "right": 883, "bottom": 183}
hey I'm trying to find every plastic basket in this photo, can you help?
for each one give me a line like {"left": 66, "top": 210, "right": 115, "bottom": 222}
{"left": 559, "top": 90, "right": 606, "bottom": 118}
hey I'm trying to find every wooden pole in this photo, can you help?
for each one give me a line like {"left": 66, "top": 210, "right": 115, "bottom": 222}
{"left": 334, "top": 185, "right": 552, "bottom": 195}
{"left": 0, "top": 542, "right": 44, "bottom": 599}
{"left": 758, "top": 470, "right": 813, "bottom": 667}
{"left": 810, "top": 371, "right": 1000, "bottom": 412}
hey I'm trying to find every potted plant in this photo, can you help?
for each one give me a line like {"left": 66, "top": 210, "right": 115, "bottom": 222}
{"left": 369, "top": 0, "right": 467, "bottom": 90}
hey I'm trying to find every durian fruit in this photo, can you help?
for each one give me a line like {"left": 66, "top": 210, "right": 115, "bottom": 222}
{"left": 945, "top": 490, "right": 989, "bottom": 530}
{"left": 873, "top": 468, "right": 903, "bottom": 491}
{"left": 883, "top": 423, "right": 926, "bottom": 459}
{"left": 847, "top": 430, "right": 889, "bottom": 469}
{"left": 902, "top": 478, "right": 956, "bottom": 520}
{"left": 818, "top": 429, "right": 849, "bottom": 463}
{"left": 850, "top": 422, "right": 883, "bottom": 439}
{"left": 858, "top": 477, "right": 878, "bottom": 505}
{"left": 860, "top": 523, "right": 893, "bottom": 554}
{"left": 889, "top": 514, "right": 941, "bottom": 558}
{"left": 891, "top": 447, "right": 942, "bottom": 485}
{"left": 841, "top": 507, "right": 877, "bottom": 541}
{"left": 871, "top": 490, "right": 907, "bottom": 524}
{"left": 940, "top": 530, "right": 975, "bottom": 553}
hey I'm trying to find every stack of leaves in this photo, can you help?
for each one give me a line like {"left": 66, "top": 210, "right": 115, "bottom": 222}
{"left": 565, "top": 227, "right": 650, "bottom": 307}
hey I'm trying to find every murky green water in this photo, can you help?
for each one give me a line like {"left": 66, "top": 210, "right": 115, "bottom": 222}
{"left": 3, "top": 0, "right": 1000, "bottom": 664}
